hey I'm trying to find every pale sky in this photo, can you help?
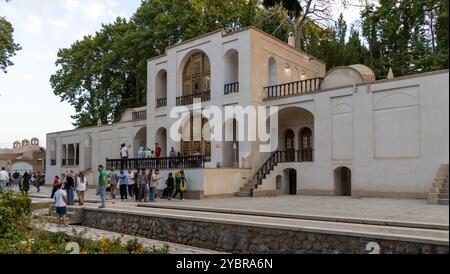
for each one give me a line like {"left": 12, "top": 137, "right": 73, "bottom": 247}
{"left": 0, "top": 0, "right": 362, "bottom": 149}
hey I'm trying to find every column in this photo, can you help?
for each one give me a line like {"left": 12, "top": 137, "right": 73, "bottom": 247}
{"left": 74, "top": 143, "right": 78, "bottom": 166}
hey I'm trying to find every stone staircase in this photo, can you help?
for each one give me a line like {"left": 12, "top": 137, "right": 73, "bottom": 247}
{"left": 235, "top": 151, "right": 288, "bottom": 197}
{"left": 428, "top": 164, "right": 449, "bottom": 205}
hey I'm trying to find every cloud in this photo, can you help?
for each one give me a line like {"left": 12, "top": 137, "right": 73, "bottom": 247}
{"left": 47, "top": 18, "right": 71, "bottom": 30}
{"left": 64, "top": 0, "right": 81, "bottom": 9}
{"left": 22, "top": 16, "right": 43, "bottom": 33}
{"left": 84, "top": 1, "right": 106, "bottom": 21}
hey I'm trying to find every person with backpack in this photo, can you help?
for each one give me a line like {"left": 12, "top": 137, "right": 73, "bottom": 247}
{"left": 161, "top": 173, "right": 175, "bottom": 200}
{"left": 172, "top": 170, "right": 187, "bottom": 200}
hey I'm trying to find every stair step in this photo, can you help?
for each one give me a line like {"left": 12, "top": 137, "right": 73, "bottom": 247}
{"left": 235, "top": 191, "right": 251, "bottom": 197}
{"left": 240, "top": 187, "right": 254, "bottom": 192}
{"left": 438, "top": 193, "right": 449, "bottom": 199}
{"left": 440, "top": 188, "right": 449, "bottom": 193}
{"left": 434, "top": 178, "right": 448, "bottom": 184}
{"left": 437, "top": 199, "right": 449, "bottom": 205}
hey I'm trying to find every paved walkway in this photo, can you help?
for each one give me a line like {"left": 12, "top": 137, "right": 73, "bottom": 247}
{"left": 28, "top": 186, "right": 449, "bottom": 225}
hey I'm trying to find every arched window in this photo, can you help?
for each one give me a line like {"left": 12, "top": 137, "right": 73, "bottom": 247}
{"left": 299, "top": 127, "right": 313, "bottom": 161}
{"left": 181, "top": 114, "right": 211, "bottom": 162}
{"left": 182, "top": 52, "right": 211, "bottom": 96}
{"left": 156, "top": 69, "right": 167, "bottom": 107}
{"left": 285, "top": 129, "right": 295, "bottom": 161}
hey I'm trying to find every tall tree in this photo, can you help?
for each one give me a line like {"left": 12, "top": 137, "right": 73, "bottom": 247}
{"left": 0, "top": 0, "right": 21, "bottom": 73}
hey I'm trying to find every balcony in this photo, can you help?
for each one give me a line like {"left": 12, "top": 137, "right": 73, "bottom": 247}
{"left": 264, "top": 77, "right": 323, "bottom": 99}
{"left": 176, "top": 90, "right": 211, "bottom": 106}
{"left": 132, "top": 110, "right": 147, "bottom": 120}
{"left": 62, "top": 159, "right": 79, "bottom": 166}
{"left": 156, "top": 98, "right": 167, "bottom": 108}
{"left": 224, "top": 82, "right": 239, "bottom": 95}
{"left": 106, "top": 155, "right": 205, "bottom": 170}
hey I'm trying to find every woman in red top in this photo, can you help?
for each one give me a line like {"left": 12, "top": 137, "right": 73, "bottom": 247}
{"left": 50, "top": 175, "right": 60, "bottom": 198}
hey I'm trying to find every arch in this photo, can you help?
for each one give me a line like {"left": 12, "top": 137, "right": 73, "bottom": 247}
{"left": 22, "top": 139, "right": 30, "bottom": 147}
{"left": 133, "top": 127, "right": 147, "bottom": 158}
{"left": 11, "top": 162, "right": 33, "bottom": 174}
{"left": 334, "top": 166, "right": 352, "bottom": 196}
{"left": 155, "top": 127, "right": 167, "bottom": 157}
{"left": 84, "top": 135, "right": 92, "bottom": 170}
{"left": 13, "top": 141, "right": 21, "bottom": 149}
{"left": 31, "top": 138, "right": 39, "bottom": 145}
{"left": 332, "top": 103, "right": 353, "bottom": 114}
{"left": 180, "top": 50, "right": 211, "bottom": 97}
{"left": 180, "top": 112, "right": 212, "bottom": 161}
{"left": 268, "top": 57, "right": 277, "bottom": 86}
{"left": 156, "top": 69, "right": 167, "bottom": 106}
{"left": 224, "top": 49, "right": 239, "bottom": 93}
{"left": 223, "top": 118, "right": 239, "bottom": 167}
{"left": 373, "top": 93, "right": 418, "bottom": 110}
{"left": 283, "top": 168, "right": 297, "bottom": 195}
{"left": 299, "top": 127, "right": 313, "bottom": 161}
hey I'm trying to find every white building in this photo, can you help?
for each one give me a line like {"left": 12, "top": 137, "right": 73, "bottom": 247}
{"left": 46, "top": 27, "right": 449, "bottom": 201}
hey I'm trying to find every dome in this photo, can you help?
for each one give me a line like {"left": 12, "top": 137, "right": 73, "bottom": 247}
{"left": 321, "top": 64, "right": 376, "bottom": 90}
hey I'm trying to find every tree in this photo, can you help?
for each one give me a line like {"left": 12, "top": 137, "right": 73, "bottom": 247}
{"left": 0, "top": 0, "right": 21, "bottom": 73}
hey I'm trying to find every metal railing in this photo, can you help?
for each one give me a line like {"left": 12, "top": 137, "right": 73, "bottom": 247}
{"left": 61, "top": 159, "right": 79, "bottom": 166}
{"left": 264, "top": 78, "right": 323, "bottom": 99}
{"left": 106, "top": 155, "right": 205, "bottom": 170}
{"left": 132, "top": 110, "right": 147, "bottom": 120}
{"left": 224, "top": 82, "right": 239, "bottom": 95}
{"left": 176, "top": 90, "right": 211, "bottom": 106}
{"left": 254, "top": 149, "right": 314, "bottom": 185}
{"left": 156, "top": 98, "right": 167, "bottom": 108}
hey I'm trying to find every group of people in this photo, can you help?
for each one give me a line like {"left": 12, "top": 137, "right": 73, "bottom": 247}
{"left": 0, "top": 167, "right": 45, "bottom": 195}
{"left": 51, "top": 170, "right": 88, "bottom": 206}
{"left": 136, "top": 143, "right": 163, "bottom": 159}
{"left": 98, "top": 166, "right": 188, "bottom": 208}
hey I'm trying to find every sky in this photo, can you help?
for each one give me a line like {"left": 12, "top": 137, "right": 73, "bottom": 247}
{"left": 0, "top": 0, "right": 362, "bottom": 149}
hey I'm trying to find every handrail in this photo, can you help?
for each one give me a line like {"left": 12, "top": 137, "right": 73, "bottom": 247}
{"left": 224, "top": 82, "right": 239, "bottom": 95}
{"left": 264, "top": 77, "right": 323, "bottom": 99}
{"left": 156, "top": 98, "right": 167, "bottom": 108}
{"left": 176, "top": 90, "right": 211, "bottom": 106}
{"left": 106, "top": 155, "right": 205, "bottom": 170}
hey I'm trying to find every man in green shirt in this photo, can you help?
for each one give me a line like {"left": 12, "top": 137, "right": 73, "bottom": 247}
{"left": 98, "top": 165, "right": 108, "bottom": 208}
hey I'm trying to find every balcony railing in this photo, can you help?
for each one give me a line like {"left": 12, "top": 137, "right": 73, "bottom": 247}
{"left": 176, "top": 90, "right": 211, "bottom": 106}
{"left": 156, "top": 98, "right": 167, "bottom": 108}
{"left": 264, "top": 77, "right": 323, "bottom": 99}
{"left": 62, "top": 159, "right": 79, "bottom": 166}
{"left": 106, "top": 155, "right": 205, "bottom": 170}
{"left": 132, "top": 110, "right": 147, "bottom": 120}
{"left": 224, "top": 82, "right": 239, "bottom": 95}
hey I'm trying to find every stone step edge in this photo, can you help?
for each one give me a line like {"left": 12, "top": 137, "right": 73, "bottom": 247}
{"left": 84, "top": 207, "right": 449, "bottom": 246}
{"left": 136, "top": 203, "right": 449, "bottom": 231}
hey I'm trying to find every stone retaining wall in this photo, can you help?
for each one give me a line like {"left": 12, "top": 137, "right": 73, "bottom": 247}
{"left": 82, "top": 209, "right": 449, "bottom": 254}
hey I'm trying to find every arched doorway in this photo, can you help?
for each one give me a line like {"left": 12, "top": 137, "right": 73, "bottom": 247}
{"left": 334, "top": 167, "right": 351, "bottom": 196}
{"left": 156, "top": 69, "right": 167, "bottom": 107}
{"left": 180, "top": 113, "right": 211, "bottom": 161}
{"left": 299, "top": 127, "right": 313, "bottom": 161}
{"left": 133, "top": 127, "right": 147, "bottom": 158}
{"left": 224, "top": 49, "right": 239, "bottom": 94}
{"left": 155, "top": 128, "right": 167, "bottom": 157}
{"left": 285, "top": 129, "right": 295, "bottom": 162}
{"left": 182, "top": 51, "right": 211, "bottom": 97}
{"left": 288, "top": 169, "right": 297, "bottom": 195}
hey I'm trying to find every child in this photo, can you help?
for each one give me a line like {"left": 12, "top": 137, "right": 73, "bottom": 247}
{"left": 54, "top": 183, "right": 68, "bottom": 227}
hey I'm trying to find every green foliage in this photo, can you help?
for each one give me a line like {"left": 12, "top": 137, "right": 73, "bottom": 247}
{"left": 0, "top": 16, "right": 21, "bottom": 73}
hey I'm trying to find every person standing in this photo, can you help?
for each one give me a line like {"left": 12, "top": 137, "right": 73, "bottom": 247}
{"left": 138, "top": 168, "right": 148, "bottom": 202}
{"left": 120, "top": 144, "right": 129, "bottom": 169}
{"left": 172, "top": 170, "right": 184, "bottom": 200}
{"left": 0, "top": 167, "right": 9, "bottom": 190}
{"left": 162, "top": 172, "right": 175, "bottom": 200}
{"left": 20, "top": 171, "right": 31, "bottom": 195}
{"left": 127, "top": 168, "right": 135, "bottom": 198}
{"left": 54, "top": 183, "right": 68, "bottom": 227}
{"left": 12, "top": 171, "right": 19, "bottom": 188}
{"left": 36, "top": 171, "right": 44, "bottom": 193}
{"left": 118, "top": 169, "right": 128, "bottom": 201}
{"left": 155, "top": 143, "right": 162, "bottom": 158}
{"left": 109, "top": 169, "right": 118, "bottom": 200}
{"left": 133, "top": 169, "right": 140, "bottom": 202}
{"left": 149, "top": 169, "right": 161, "bottom": 202}
{"left": 98, "top": 165, "right": 108, "bottom": 208}
{"left": 76, "top": 172, "right": 88, "bottom": 206}
{"left": 65, "top": 171, "right": 75, "bottom": 205}
{"left": 51, "top": 176, "right": 60, "bottom": 198}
